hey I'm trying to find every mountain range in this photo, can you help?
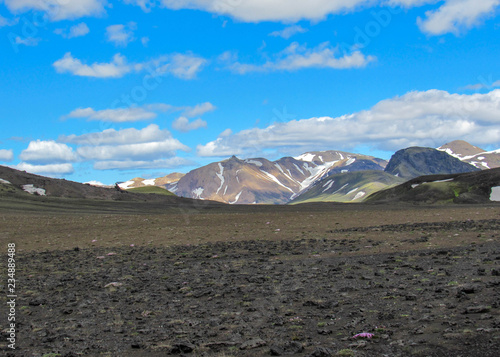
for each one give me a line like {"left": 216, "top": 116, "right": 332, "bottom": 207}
{"left": 117, "top": 140, "right": 500, "bottom": 205}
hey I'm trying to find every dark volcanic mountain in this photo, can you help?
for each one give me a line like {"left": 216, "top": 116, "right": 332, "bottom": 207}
{"left": 384, "top": 147, "right": 480, "bottom": 179}
{"left": 366, "top": 167, "right": 500, "bottom": 204}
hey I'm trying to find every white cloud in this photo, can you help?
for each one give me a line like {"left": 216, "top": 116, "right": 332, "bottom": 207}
{"left": 20, "top": 140, "right": 77, "bottom": 164}
{"left": 94, "top": 157, "right": 192, "bottom": 170}
{"left": 53, "top": 52, "right": 132, "bottom": 78}
{"left": 462, "top": 79, "right": 500, "bottom": 91}
{"left": 141, "top": 36, "right": 150, "bottom": 46}
{"left": 148, "top": 53, "right": 207, "bottom": 80}
{"left": 3, "top": 0, "right": 108, "bottom": 21}
{"left": 269, "top": 25, "right": 308, "bottom": 39}
{"left": 182, "top": 102, "right": 216, "bottom": 117}
{"left": 106, "top": 22, "right": 136, "bottom": 47}
{"left": 15, "top": 162, "right": 74, "bottom": 175}
{"left": 77, "top": 139, "right": 189, "bottom": 161}
{"left": 0, "top": 149, "right": 14, "bottom": 161}
{"left": 14, "top": 36, "right": 41, "bottom": 47}
{"left": 65, "top": 106, "right": 157, "bottom": 122}
{"left": 53, "top": 52, "right": 207, "bottom": 79}
{"left": 225, "top": 42, "right": 375, "bottom": 74}
{"left": 60, "top": 124, "right": 172, "bottom": 145}
{"left": 55, "top": 22, "right": 90, "bottom": 39}
{"left": 197, "top": 89, "right": 500, "bottom": 157}
{"left": 417, "top": 0, "right": 500, "bottom": 35}
{"left": 121, "top": 0, "right": 500, "bottom": 35}
{"left": 172, "top": 116, "right": 208, "bottom": 132}
{"left": 157, "top": 0, "right": 369, "bottom": 22}
{"left": 0, "top": 14, "right": 18, "bottom": 27}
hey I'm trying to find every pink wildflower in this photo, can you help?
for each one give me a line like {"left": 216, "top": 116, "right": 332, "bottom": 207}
{"left": 352, "top": 332, "right": 374, "bottom": 339}
{"left": 107, "top": 252, "right": 116, "bottom": 256}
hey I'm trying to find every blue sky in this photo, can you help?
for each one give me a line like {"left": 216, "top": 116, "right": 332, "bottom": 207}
{"left": 0, "top": 0, "right": 499, "bottom": 185}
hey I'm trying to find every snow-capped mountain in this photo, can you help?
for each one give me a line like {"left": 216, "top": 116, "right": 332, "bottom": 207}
{"left": 437, "top": 140, "right": 500, "bottom": 170}
{"left": 169, "top": 151, "right": 387, "bottom": 204}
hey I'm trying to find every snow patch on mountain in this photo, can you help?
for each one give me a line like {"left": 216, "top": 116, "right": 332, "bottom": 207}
{"left": 0, "top": 178, "right": 12, "bottom": 184}
{"left": 216, "top": 163, "right": 225, "bottom": 195}
{"left": 245, "top": 159, "right": 263, "bottom": 167}
{"left": 294, "top": 153, "right": 316, "bottom": 162}
{"left": 142, "top": 179, "right": 155, "bottom": 186}
{"left": 491, "top": 187, "right": 500, "bottom": 201}
{"left": 22, "top": 184, "right": 46, "bottom": 196}
{"left": 353, "top": 191, "right": 366, "bottom": 200}
{"left": 230, "top": 190, "right": 243, "bottom": 204}
{"left": 192, "top": 187, "right": 204, "bottom": 199}
{"left": 261, "top": 171, "right": 294, "bottom": 192}
{"left": 118, "top": 180, "right": 134, "bottom": 189}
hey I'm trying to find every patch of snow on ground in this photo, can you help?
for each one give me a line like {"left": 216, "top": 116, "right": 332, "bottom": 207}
{"left": 331, "top": 183, "right": 349, "bottom": 195}
{"left": 0, "top": 178, "right": 12, "bottom": 184}
{"left": 411, "top": 184, "right": 420, "bottom": 189}
{"left": 341, "top": 170, "right": 349, "bottom": 173}
{"left": 230, "top": 191, "right": 243, "bottom": 204}
{"left": 118, "top": 181, "right": 134, "bottom": 189}
{"left": 169, "top": 184, "right": 178, "bottom": 193}
{"left": 438, "top": 147, "right": 462, "bottom": 159}
{"left": 299, "top": 160, "right": 339, "bottom": 191}
{"left": 490, "top": 186, "right": 500, "bottom": 201}
{"left": 245, "top": 159, "right": 263, "bottom": 167}
{"left": 481, "top": 162, "right": 491, "bottom": 169}
{"left": 352, "top": 191, "right": 366, "bottom": 200}
{"left": 22, "top": 184, "right": 46, "bottom": 196}
{"left": 142, "top": 179, "right": 155, "bottom": 186}
{"left": 478, "top": 157, "right": 485, "bottom": 160}
{"left": 216, "top": 163, "right": 225, "bottom": 195}
{"left": 192, "top": 187, "right": 204, "bottom": 199}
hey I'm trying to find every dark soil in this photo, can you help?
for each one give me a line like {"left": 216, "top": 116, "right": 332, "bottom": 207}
{"left": 2, "top": 219, "right": 500, "bottom": 357}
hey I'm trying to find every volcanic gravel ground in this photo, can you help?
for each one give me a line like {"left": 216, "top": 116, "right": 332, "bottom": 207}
{"left": 2, "top": 221, "right": 500, "bottom": 357}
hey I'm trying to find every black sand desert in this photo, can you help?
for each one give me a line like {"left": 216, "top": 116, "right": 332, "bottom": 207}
{"left": 1, "top": 197, "right": 499, "bottom": 357}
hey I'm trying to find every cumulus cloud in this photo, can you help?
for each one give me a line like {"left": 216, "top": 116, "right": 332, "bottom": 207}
{"left": 417, "top": 0, "right": 500, "bottom": 35}
{"left": 0, "top": 149, "right": 14, "bottom": 161}
{"left": 77, "top": 139, "right": 189, "bottom": 161}
{"left": 60, "top": 124, "right": 172, "bottom": 145}
{"left": 269, "top": 25, "right": 308, "bottom": 39}
{"left": 53, "top": 52, "right": 132, "bottom": 78}
{"left": 120, "top": 0, "right": 500, "bottom": 35}
{"left": 15, "top": 162, "right": 74, "bottom": 175}
{"left": 224, "top": 42, "right": 375, "bottom": 74}
{"left": 106, "top": 22, "right": 136, "bottom": 47}
{"left": 65, "top": 107, "right": 157, "bottom": 122}
{"left": 2, "top": 0, "right": 108, "bottom": 21}
{"left": 20, "top": 140, "right": 77, "bottom": 164}
{"left": 55, "top": 22, "right": 90, "bottom": 39}
{"left": 197, "top": 89, "right": 500, "bottom": 157}
{"left": 172, "top": 117, "right": 208, "bottom": 132}
{"left": 53, "top": 52, "right": 207, "bottom": 79}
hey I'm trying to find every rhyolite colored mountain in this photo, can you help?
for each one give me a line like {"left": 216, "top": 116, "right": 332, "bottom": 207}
{"left": 168, "top": 151, "right": 387, "bottom": 204}
{"left": 438, "top": 140, "right": 500, "bottom": 170}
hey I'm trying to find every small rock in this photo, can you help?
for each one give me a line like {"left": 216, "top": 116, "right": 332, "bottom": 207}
{"left": 466, "top": 306, "right": 490, "bottom": 314}
{"left": 240, "top": 338, "right": 266, "bottom": 350}
{"left": 308, "top": 346, "right": 333, "bottom": 357}
{"left": 170, "top": 341, "right": 195, "bottom": 353}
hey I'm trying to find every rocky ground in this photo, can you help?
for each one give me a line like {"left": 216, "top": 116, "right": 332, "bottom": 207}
{"left": 1, "top": 213, "right": 500, "bottom": 356}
